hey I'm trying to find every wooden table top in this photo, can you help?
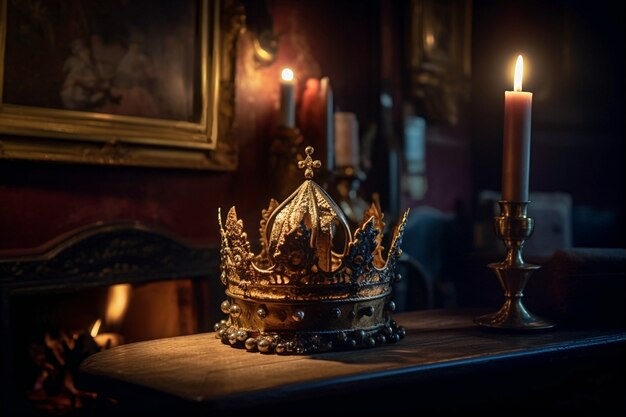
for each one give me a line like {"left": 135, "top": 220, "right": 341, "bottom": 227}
{"left": 77, "top": 309, "right": 626, "bottom": 414}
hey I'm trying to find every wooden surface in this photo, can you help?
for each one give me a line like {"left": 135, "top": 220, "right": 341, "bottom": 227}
{"left": 77, "top": 309, "right": 626, "bottom": 415}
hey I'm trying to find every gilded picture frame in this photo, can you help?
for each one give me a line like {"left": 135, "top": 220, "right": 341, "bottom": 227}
{"left": 408, "top": 0, "right": 471, "bottom": 125}
{"left": 0, "top": 0, "right": 240, "bottom": 170}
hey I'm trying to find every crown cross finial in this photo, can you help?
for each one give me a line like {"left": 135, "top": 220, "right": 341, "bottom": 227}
{"left": 298, "top": 146, "right": 322, "bottom": 179}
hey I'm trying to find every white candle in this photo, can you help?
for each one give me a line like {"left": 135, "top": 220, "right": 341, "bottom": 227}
{"left": 280, "top": 68, "right": 295, "bottom": 127}
{"left": 502, "top": 55, "right": 533, "bottom": 202}
{"left": 334, "top": 112, "right": 359, "bottom": 167}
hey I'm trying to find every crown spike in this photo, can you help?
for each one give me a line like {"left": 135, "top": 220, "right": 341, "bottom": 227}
{"left": 297, "top": 146, "right": 322, "bottom": 179}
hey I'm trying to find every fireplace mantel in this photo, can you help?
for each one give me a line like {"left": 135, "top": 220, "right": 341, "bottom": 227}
{"left": 0, "top": 221, "right": 220, "bottom": 291}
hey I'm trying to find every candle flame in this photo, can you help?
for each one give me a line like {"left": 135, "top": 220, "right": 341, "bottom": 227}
{"left": 514, "top": 55, "right": 524, "bottom": 92}
{"left": 281, "top": 68, "right": 294, "bottom": 82}
{"left": 90, "top": 318, "right": 102, "bottom": 338}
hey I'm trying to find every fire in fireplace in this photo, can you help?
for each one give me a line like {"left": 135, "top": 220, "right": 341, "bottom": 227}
{"left": 15, "top": 279, "right": 205, "bottom": 415}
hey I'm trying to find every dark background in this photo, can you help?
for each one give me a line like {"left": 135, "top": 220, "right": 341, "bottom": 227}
{"left": 1, "top": 0, "right": 623, "bottom": 253}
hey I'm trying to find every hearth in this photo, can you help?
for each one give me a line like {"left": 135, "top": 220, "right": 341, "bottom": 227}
{"left": 0, "top": 222, "right": 221, "bottom": 416}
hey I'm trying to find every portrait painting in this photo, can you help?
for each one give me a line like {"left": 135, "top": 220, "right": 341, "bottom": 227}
{"left": 3, "top": 0, "right": 198, "bottom": 122}
{"left": 0, "top": 0, "right": 238, "bottom": 170}
{"left": 408, "top": 0, "right": 471, "bottom": 125}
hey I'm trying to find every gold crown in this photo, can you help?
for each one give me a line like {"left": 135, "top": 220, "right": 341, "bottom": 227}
{"left": 214, "top": 146, "right": 409, "bottom": 354}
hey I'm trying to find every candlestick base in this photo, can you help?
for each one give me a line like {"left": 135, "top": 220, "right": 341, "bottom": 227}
{"left": 474, "top": 262, "right": 555, "bottom": 329}
{"left": 474, "top": 201, "right": 556, "bottom": 331}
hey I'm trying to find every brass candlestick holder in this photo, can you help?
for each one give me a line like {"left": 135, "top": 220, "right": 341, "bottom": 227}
{"left": 268, "top": 126, "right": 304, "bottom": 201}
{"left": 333, "top": 166, "right": 369, "bottom": 227}
{"left": 474, "top": 201, "right": 556, "bottom": 330}
{"left": 269, "top": 126, "right": 334, "bottom": 200}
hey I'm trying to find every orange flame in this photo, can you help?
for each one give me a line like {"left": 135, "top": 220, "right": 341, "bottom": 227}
{"left": 105, "top": 284, "right": 132, "bottom": 328}
{"left": 89, "top": 318, "right": 102, "bottom": 338}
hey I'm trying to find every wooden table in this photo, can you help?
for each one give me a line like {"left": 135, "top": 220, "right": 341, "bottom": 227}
{"left": 77, "top": 309, "right": 626, "bottom": 415}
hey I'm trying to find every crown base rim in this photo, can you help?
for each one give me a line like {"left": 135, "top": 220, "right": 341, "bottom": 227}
{"left": 214, "top": 293, "right": 404, "bottom": 354}
{"left": 215, "top": 318, "right": 406, "bottom": 354}
{"left": 222, "top": 292, "right": 394, "bottom": 331}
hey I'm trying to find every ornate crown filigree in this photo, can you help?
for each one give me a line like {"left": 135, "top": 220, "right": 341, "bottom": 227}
{"left": 214, "top": 146, "right": 409, "bottom": 354}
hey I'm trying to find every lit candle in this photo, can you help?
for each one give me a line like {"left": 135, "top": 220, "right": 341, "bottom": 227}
{"left": 502, "top": 55, "right": 533, "bottom": 202}
{"left": 334, "top": 112, "right": 359, "bottom": 167}
{"left": 280, "top": 68, "right": 295, "bottom": 128}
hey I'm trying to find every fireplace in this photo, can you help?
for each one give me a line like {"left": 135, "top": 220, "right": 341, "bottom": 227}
{"left": 0, "top": 222, "right": 221, "bottom": 416}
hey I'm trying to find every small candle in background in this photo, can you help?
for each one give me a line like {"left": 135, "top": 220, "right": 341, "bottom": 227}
{"left": 404, "top": 116, "right": 427, "bottom": 200}
{"left": 320, "top": 76, "right": 334, "bottom": 171}
{"left": 334, "top": 112, "right": 359, "bottom": 168}
{"left": 280, "top": 68, "right": 295, "bottom": 128}
{"left": 502, "top": 55, "right": 533, "bottom": 202}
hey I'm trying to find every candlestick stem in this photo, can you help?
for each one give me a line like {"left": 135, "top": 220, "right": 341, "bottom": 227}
{"left": 474, "top": 201, "right": 556, "bottom": 330}
{"left": 269, "top": 126, "right": 304, "bottom": 201}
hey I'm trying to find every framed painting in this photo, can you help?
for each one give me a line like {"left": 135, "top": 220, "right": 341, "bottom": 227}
{"left": 408, "top": 0, "right": 471, "bottom": 125}
{"left": 0, "top": 0, "right": 240, "bottom": 170}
